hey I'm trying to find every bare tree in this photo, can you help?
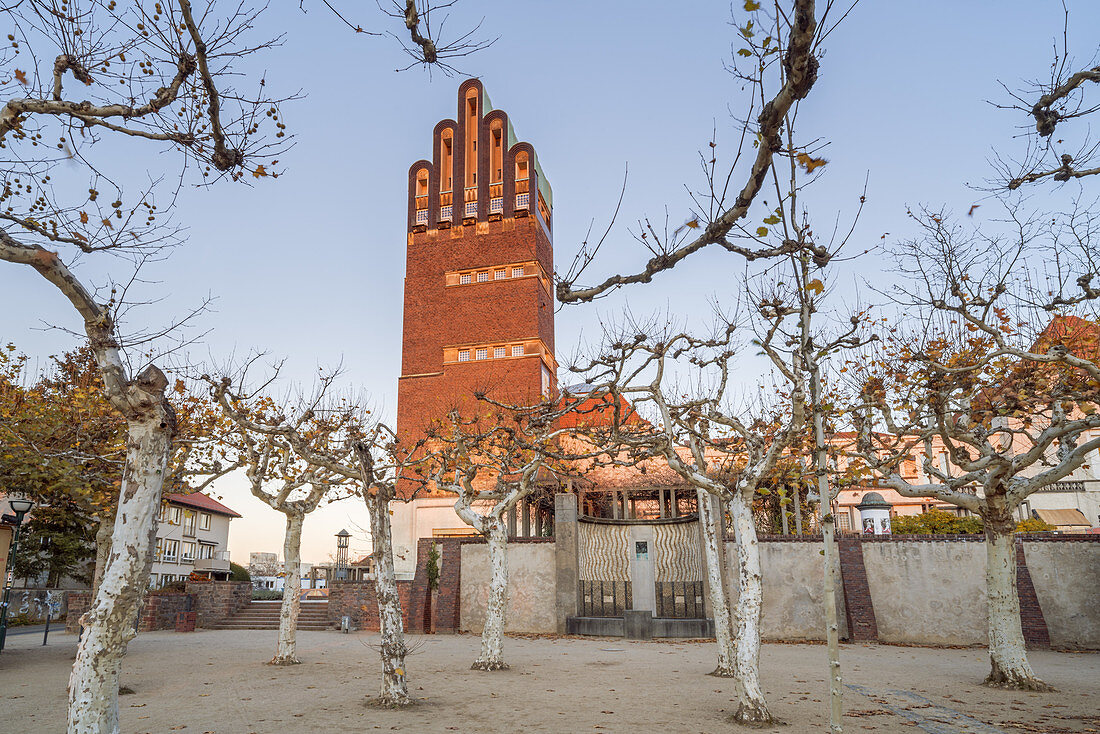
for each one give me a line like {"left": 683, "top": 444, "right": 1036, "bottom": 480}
{"left": 207, "top": 366, "right": 427, "bottom": 705}
{"left": 206, "top": 366, "right": 358, "bottom": 665}
{"left": 994, "top": 6, "right": 1100, "bottom": 190}
{"left": 430, "top": 395, "right": 599, "bottom": 671}
{"left": 853, "top": 204, "right": 1100, "bottom": 691}
{"left": 0, "top": 1, "right": 490, "bottom": 727}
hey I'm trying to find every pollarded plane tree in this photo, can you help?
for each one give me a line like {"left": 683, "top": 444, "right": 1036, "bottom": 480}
{"left": 557, "top": 1, "right": 863, "bottom": 726}
{"left": 429, "top": 393, "right": 606, "bottom": 672}
{"left": 0, "top": 1, "right": 494, "bottom": 728}
{"left": 207, "top": 367, "right": 429, "bottom": 706}
{"left": 0, "top": 3, "right": 286, "bottom": 729}
{"left": 574, "top": 285, "right": 865, "bottom": 726}
{"left": 853, "top": 205, "right": 1100, "bottom": 691}
{"left": 206, "top": 367, "right": 359, "bottom": 666}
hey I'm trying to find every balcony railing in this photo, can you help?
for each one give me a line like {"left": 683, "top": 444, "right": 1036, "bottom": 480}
{"left": 1036, "top": 480, "right": 1090, "bottom": 493}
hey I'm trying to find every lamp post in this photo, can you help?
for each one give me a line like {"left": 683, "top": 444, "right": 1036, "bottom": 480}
{"left": 1, "top": 497, "right": 35, "bottom": 653}
{"left": 334, "top": 529, "right": 350, "bottom": 582}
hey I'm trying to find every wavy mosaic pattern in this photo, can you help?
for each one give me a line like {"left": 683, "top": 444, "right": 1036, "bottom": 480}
{"left": 578, "top": 523, "right": 630, "bottom": 581}
{"left": 653, "top": 522, "right": 702, "bottom": 582}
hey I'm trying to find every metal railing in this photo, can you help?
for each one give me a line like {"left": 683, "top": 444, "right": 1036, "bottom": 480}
{"left": 579, "top": 579, "right": 631, "bottom": 617}
{"left": 654, "top": 581, "right": 704, "bottom": 619}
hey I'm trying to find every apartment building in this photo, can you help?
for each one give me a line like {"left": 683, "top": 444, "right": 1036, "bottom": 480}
{"left": 151, "top": 493, "right": 241, "bottom": 587}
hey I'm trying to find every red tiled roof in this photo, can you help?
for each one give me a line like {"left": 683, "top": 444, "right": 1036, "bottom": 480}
{"left": 165, "top": 492, "right": 242, "bottom": 518}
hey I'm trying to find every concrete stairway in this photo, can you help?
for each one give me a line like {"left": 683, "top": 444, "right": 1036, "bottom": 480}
{"left": 209, "top": 600, "right": 330, "bottom": 631}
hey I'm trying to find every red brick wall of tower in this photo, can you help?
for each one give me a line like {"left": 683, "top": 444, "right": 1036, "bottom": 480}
{"left": 396, "top": 80, "right": 556, "bottom": 495}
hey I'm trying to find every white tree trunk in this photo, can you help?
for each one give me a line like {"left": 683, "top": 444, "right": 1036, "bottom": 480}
{"left": 728, "top": 490, "right": 773, "bottom": 725}
{"left": 91, "top": 513, "right": 115, "bottom": 598}
{"left": 367, "top": 492, "right": 410, "bottom": 706}
{"left": 984, "top": 519, "right": 1050, "bottom": 691}
{"left": 821, "top": 508, "right": 843, "bottom": 733}
{"left": 272, "top": 513, "right": 303, "bottom": 665}
{"left": 67, "top": 417, "right": 170, "bottom": 734}
{"left": 697, "top": 488, "right": 735, "bottom": 677}
{"left": 473, "top": 518, "right": 509, "bottom": 671}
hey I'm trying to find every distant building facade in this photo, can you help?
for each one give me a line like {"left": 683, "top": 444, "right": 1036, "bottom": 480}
{"left": 150, "top": 493, "right": 240, "bottom": 587}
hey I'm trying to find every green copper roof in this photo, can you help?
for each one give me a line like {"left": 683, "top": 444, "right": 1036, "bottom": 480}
{"left": 481, "top": 86, "right": 552, "bottom": 209}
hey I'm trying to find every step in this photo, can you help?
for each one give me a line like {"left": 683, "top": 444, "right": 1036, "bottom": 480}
{"left": 208, "top": 624, "right": 331, "bottom": 631}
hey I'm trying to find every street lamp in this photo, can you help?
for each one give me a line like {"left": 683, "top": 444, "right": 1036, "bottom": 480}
{"left": 335, "top": 529, "right": 350, "bottom": 582}
{"left": 1, "top": 497, "right": 35, "bottom": 653}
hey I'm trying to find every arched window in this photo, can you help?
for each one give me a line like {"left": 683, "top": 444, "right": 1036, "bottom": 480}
{"left": 414, "top": 169, "right": 428, "bottom": 226}
{"left": 515, "top": 151, "right": 530, "bottom": 210}
{"left": 490, "top": 120, "right": 503, "bottom": 184}
{"left": 440, "top": 130, "right": 453, "bottom": 193}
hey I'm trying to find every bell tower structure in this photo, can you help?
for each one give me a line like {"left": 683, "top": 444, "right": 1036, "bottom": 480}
{"left": 396, "top": 79, "right": 557, "bottom": 446}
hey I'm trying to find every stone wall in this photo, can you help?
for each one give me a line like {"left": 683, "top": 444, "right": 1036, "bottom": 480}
{"left": 1022, "top": 538, "right": 1100, "bottom": 649}
{"left": 859, "top": 537, "right": 987, "bottom": 646}
{"left": 185, "top": 581, "right": 250, "bottom": 628}
{"left": 459, "top": 540, "right": 556, "bottom": 634}
{"left": 7, "top": 587, "right": 67, "bottom": 623}
{"left": 722, "top": 537, "right": 848, "bottom": 642}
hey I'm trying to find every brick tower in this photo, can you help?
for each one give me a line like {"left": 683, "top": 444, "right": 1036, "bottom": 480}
{"left": 396, "top": 79, "right": 556, "bottom": 447}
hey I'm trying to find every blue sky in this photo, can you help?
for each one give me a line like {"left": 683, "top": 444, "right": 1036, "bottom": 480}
{"left": 3, "top": 1, "right": 1098, "bottom": 563}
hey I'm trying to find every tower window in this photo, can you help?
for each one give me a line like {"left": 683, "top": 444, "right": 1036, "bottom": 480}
{"left": 494, "top": 269, "right": 506, "bottom": 280}
{"left": 477, "top": 271, "right": 489, "bottom": 283}
{"left": 511, "top": 266, "right": 524, "bottom": 278}
{"left": 494, "top": 347, "right": 506, "bottom": 358}
{"left": 511, "top": 344, "right": 524, "bottom": 357}
{"left": 475, "top": 348, "right": 488, "bottom": 360}
{"left": 458, "top": 350, "right": 470, "bottom": 362}
{"left": 459, "top": 273, "right": 472, "bottom": 285}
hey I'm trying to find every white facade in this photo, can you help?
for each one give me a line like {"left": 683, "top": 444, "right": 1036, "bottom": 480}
{"left": 150, "top": 496, "right": 237, "bottom": 587}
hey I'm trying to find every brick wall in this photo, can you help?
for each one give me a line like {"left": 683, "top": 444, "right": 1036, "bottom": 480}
{"left": 837, "top": 537, "right": 878, "bottom": 641}
{"left": 138, "top": 592, "right": 191, "bottom": 632}
{"left": 185, "top": 581, "right": 250, "bottom": 629}
{"left": 1014, "top": 539, "right": 1051, "bottom": 649}
{"left": 65, "top": 590, "right": 91, "bottom": 633}
{"left": 327, "top": 580, "right": 414, "bottom": 631}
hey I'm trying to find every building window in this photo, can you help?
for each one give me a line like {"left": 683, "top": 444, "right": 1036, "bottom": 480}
{"left": 198, "top": 543, "right": 214, "bottom": 560}
{"left": 494, "top": 269, "right": 506, "bottom": 280}
{"left": 511, "top": 345, "right": 524, "bottom": 357}
{"left": 182, "top": 510, "right": 196, "bottom": 536}
{"left": 182, "top": 541, "right": 196, "bottom": 562}
{"left": 200, "top": 513, "right": 211, "bottom": 531}
{"left": 149, "top": 574, "right": 158, "bottom": 588}
{"left": 475, "top": 348, "right": 488, "bottom": 360}
{"left": 155, "top": 538, "right": 164, "bottom": 561}
{"left": 541, "top": 363, "right": 552, "bottom": 396}
{"left": 170, "top": 506, "right": 181, "bottom": 525}
{"left": 163, "top": 539, "right": 179, "bottom": 563}
{"left": 477, "top": 271, "right": 489, "bottom": 283}
{"left": 511, "top": 266, "right": 524, "bottom": 278}
{"left": 459, "top": 273, "right": 472, "bottom": 285}
{"left": 458, "top": 350, "right": 470, "bottom": 362}
{"left": 494, "top": 346, "right": 506, "bottom": 358}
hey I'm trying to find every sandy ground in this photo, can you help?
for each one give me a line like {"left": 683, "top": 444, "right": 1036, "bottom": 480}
{"left": 1, "top": 629, "right": 1097, "bottom": 734}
